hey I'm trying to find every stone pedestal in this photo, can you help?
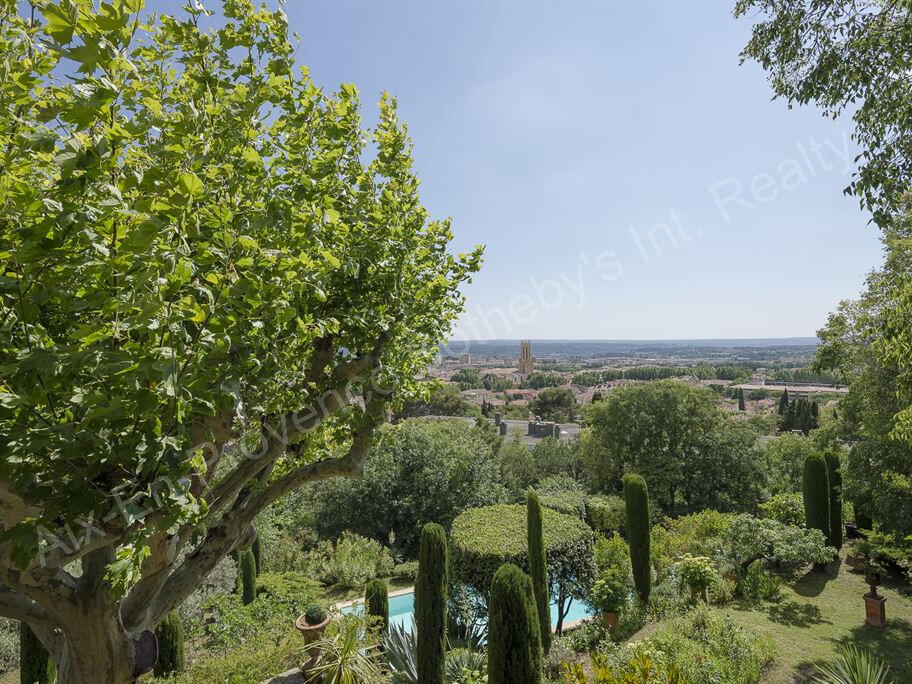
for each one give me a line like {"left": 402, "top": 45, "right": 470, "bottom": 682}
{"left": 864, "top": 592, "right": 887, "bottom": 627}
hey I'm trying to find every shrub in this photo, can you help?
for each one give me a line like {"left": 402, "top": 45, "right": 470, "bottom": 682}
{"left": 811, "top": 644, "right": 894, "bottom": 684}
{"left": 590, "top": 569, "right": 630, "bottom": 614}
{"left": 392, "top": 561, "right": 418, "bottom": 582}
{"left": 803, "top": 453, "right": 831, "bottom": 543}
{"left": 739, "top": 560, "right": 781, "bottom": 601}
{"left": 445, "top": 648, "right": 487, "bottom": 684}
{"left": 302, "top": 532, "right": 394, "bottom": 589}
{"left": 586, "top": 495, "right": 626, "bottom": 534}
{"left": 307, "top": 614, "right": 385, "bottom": 682}
{"left": 723, "top": 514, "right": 834, "bottom": 570}
{"left": 254, "top": 572, "right": 321, "bottom": 614}
{"left": 826, "top": 452, "right": 844, "bottom": 549}
{"left": 240, "top": 549, "right": 257, "bottom": 605}
{"left": 252, "top": 534, "right": 262, "bottom": 575}
{"left": 450, "top": 503, "right": 595, "bottom": 633}
{"left": 676, "top": 555, "right": 719, "bottom": 596}
{"left": 416, "top": 523, "right": 448, "bottom": 684}
{"left": 385, "top": 621, "right": 418, "bottom": 684}
{"left": 527, "top": 490, "right": 551, "bottom": 653}
{"left": 594, "top": 532, "right": 631, "bottom": 579}
{"left": 304, "top": 603, "right": 328, "bottom": 626}
{"left": 759, "top": 493, "right": 805, "bottom": 526}
{"left": 153, "top": 612, "right": 184, "bottom": 677}
{"left": 365, "top": 579, "right": 389, "bottom": 632}
{"left": 487, "top": 564, "right": 542, "bottom": 684}
{"left": 19, "top": 623, "right": 52, "bottom": 684}
{"left": 624, "top": 473, "right": 651, "bottom": 602}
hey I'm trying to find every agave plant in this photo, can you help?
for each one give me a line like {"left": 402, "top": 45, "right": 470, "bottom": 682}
{"left": 811, "top": 644, "right": 894, "bottom": 684}
{"left": 385, "top": 620, "right": 418, "bottom": 684}
{"left": 445, "top": 648, "right": 487, "bottom": 683}
{"left": 446, "top": 611, "right": 487, "bottom": 653}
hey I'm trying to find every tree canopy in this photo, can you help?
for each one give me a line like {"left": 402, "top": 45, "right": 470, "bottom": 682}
{"left": 0, "top": 1, "right": 480, "bottom": 680}
{"left": 736, "top": 0, "right": 912, "bottom": 227}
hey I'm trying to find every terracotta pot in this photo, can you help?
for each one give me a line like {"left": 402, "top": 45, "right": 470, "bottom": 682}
{"left": 601, "top": 611, "right": 619, "bottom": 630}
{"left": 296, "top": 613, "right": 331, "bottom": 675}
{"left": 864, "top": 592, "right": 887, "bottom": 628}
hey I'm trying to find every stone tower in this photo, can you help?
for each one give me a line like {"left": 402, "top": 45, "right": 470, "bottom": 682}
{"left": 518, "top": 340, "right": 534, "bottom": 378}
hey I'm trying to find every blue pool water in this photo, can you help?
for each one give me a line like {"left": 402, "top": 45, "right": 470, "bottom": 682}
{"left": 342, "top": 590, "right": 595, "bottom": 632}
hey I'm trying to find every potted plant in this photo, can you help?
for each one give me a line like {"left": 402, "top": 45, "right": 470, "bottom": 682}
{"left": 296, "top": 602, "right": 330, "bottom": 674}
{"left": 590, "top": 570, "right": 628, "bottom": 630}
{"left": 677, "top": 555, "right": 719, "bottom": 602}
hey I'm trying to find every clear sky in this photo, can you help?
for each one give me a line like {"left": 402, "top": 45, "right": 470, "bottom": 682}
{"left": 184, "top": 0, "right": 884, "bottom": 340}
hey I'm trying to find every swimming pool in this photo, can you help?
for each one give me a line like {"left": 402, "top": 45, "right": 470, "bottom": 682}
{"left": 341, "top": 589, "right": 595, "bottom": 632}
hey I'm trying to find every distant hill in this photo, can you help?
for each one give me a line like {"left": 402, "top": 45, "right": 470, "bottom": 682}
{"left": 441, "top": 338, "right": 819, "bottom": 360}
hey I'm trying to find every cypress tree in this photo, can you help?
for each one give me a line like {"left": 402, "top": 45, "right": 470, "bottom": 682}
{"left": 240, "top": 549, "right": 256, "bottom": 605}
{"left": 778, "top": 388, "right": 789, "bottom": 415}
{"left": 416, "top": 523, "right": 447, "bottom": 684}
{"left": 825, "top": 452, "right": 843, "bottom": 549}
{"left": 624, "top": 473, "right": 651, "bottom": 603}
{"left": 364, "top": 578, "right": 389, "bottom": 632}
{"left": 487, "top": 563, "right": 542, "bottom": 684}
{"left": 19, "top": 623, "right": 52, "bottom": 684}
{"left": 738, "top": 388, "right": 745, "bottom": 411}
{"left": 153, "top": 612, "right": 185, "bottom": 677}
{"left": 803, "top": 453, "right": 831, "bottom": 553}
{"left": 526, "top": 489, "right": 551, "bottom": 653}
{"left": 252, "top": 534, "right": 262, "bottom": 575}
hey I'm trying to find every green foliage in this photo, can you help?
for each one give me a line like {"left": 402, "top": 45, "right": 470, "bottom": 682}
{"left": 529, "top": 387, "right": 578, "bottom": 423}
{"left": 486, "top": 563, "right": 542, "bottom": 684}
{"left": 764, "top": 432, "right": 815, "bottom": 494}
{"left": 521, "top": 372, "right": 563, "bottom": 390}
{"left": 254, "top": 572, "right": 321, "bottom": 614}
{"left": 586, "top": 495, "right": 627, "bottom": 535}
{"left": 526, "top": 490, "right": 551, "bottom": 653}
{"left": 723, "top": 514, "right": 834, "bottom": 570}
{"left": 307, "top": 614, "right": 386, "bottom": 683}
{"left": 738, "top": 388, "right": 745, "bottom": 411}
{"left": 392, "top": 561, "right": 419, "bottom": 582}
{"left": 675, "top": 555, "right": 719, "bottom": 594}
{"left": 585, "top": 381, "right": 768, "bottom": 515}
{"left": 738, "top": 560, "right": 781, "bottom": 601}
{"left": 803, "top": 453, "right": 831, "bottom": 544}
{"left": 302, "top": 532, "right": 393, "bottom": 589}
{"left": 252, "top": 535, "right": 262, "bottom": 576}
{"left": 153, "top": 612, "right": 185, "bottom": 677}
{"left": 0, "top": 0, "right": 481, "bottom": 671}
{"left": 779, "top": 389, "right": 790, "bottom": 415}
{"left": 532, "top": 437, "right": 584, "bottom": 482}
{"left": 445, "top": 648, "right": 487, "bottom": 684}
{"left": 811, "top": 644, "right": 895, "bottom": 684}
{"left": 310, "top": 419, "right": 504, "bottom": 553}
{"left": 365, "top": 579, "right": 389, "bottom": 632}
{"left": 826, "top": 453, "right": 844, "bottom": 549}
{"left": 385, "top": 621, "right": 418, "bottom": 684}
{"left": 536, "top": 475, "right": 586, "bottom": 518}
{"left": 759, "top": 493, "right": 805, "bottom": 527}
{"left": 18, "top": 623, "right": 52, "bottom": 684}
{"left": 303, "top": 602, "right": 327, "bottom": 626}
{"left": 450, "top": 504, "right": 595, "bottom": 617}
{"left": 416, "top": 523, "right": 448, "bottom": 684}
{"left": 780, "top": 398, "right": 820, "bottom": 435}
{"left": 595, "top": 532, "right": 632, "bottom": 580}
{"left": 396, "top": 383, "right": 482, "bottom": 420}
{"left": 736, "top": 0, "right": 912, "bottom": 227}
{"left": 451, "top": 368, "right": 484, "bottom": 390}
{"left": 590, "top": 569, "right": 630, "bottom": 614}
{"left": 240, "top": 550, "right": 257, "bottom": 606}
{"left": 497, "top": 435, "right": 537, "bottom": 500}
{"left": 624, "top": 474, "right": 651, "bottom": 603}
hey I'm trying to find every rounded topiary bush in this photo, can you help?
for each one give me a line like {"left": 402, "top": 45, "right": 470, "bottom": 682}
{"left": 450, "top": 503, "right": 594, "bottom": 633}
{"left": 487, "top": 563, "right": 542, "bottom": 684}
{"left": 153, "top": 611, "right": 184, "bottom": 677}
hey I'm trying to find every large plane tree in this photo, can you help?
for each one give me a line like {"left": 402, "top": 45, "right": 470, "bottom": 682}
{"left": 0, "top": 0, "right": 481, "bottom": 680}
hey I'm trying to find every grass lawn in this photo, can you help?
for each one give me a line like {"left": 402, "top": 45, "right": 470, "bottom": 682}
{"left": 631, "top": 550, "right": 912, "bottom": 683}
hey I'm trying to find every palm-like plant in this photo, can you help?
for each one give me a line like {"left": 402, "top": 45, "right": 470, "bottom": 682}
{"left": 811, "top": 645, "right": 894, "bottom": 684}
{"left": 305, "top": 615, "right": 386, "bottom": 683}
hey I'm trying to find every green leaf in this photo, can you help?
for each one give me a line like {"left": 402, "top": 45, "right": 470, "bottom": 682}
{"left": 178, "top": 171, "right": 204, "bottom": 197}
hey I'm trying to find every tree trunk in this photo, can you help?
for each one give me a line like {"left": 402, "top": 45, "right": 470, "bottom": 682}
{"left": 34, "top": 605, "right": 136, "bottom": 684}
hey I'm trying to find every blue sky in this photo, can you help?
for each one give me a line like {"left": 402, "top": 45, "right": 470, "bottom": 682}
{"left": 180, "top": 0, "right": 882, "bottom": 339}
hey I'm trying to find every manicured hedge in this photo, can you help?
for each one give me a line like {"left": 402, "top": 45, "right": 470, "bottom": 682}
{"left": 450, "top": 504, "right": 595, "bottom": 605}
